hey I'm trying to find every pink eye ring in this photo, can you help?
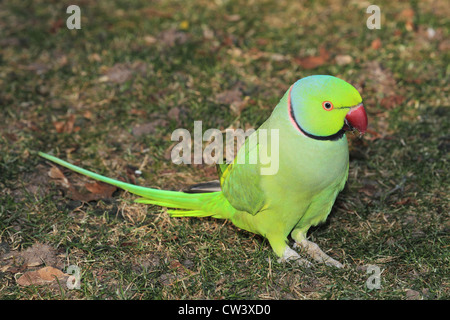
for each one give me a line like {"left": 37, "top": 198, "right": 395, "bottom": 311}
{"left": 322, "top": 101, "right": 334, "bottom": 111}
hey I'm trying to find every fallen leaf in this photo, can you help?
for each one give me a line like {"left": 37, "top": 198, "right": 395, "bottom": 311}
{"left": 230, "top": 96, "right": 250, "bottom": 116}
{"left": 406, "top": 289, "right": 421, "bottom": 300}
{"left": 48, "top": 166, "right": 70, "bottom": 188}
{"left": 358, "top": 180, "right": 379, "bottom": 197}
{"left": 215, "top": 89, "right": 249, "bottom": 116}
{"left": 49, "top": 19, "right": 64, "bottom": 34}
{"left": 141, "top": 8, "right": 173, "bottom": 18}
{"left": 224, "top": 14, "right": 241, "bottom": 22}
{"left": 19, "top": 243, "right": 59, "bottom": 267}
{"left": 2, "top": 243, "right": 60, "bottom": 271}
{"left": 397, "top": 8, "right": 416, "bottom": 32}
{"left": 100, "top": 63, "right": 134, "bottom": 84}
{"left": 88, "top": 53, "right": 102, "bottom": 62}
{"left": 158, "top": 29, "right": 189, "bottom": 47}
{"left": 130, "top": 108, "right": 147, "bottom": 116}
{"left": 25, "top": 62, "right": 50, "bottom": 75}
{"left": 132, "top": 119, "right": 168, "bottom": 136}
{"left": 47, "top": 164, "right": 117, "bottom": 202}
{"left": 17, "top": 266, "right": 68, "bottom": 286}
{"left": 215, "top": 89, "right": 243, "bottom": 105}
{"left": 371, "top": 38, "right": 382, "bottom": 50}
{"left": 397, "top": 8, "right": 415, "bottom": 21}
{"left": 405, "top": 20, "right": 415, "bottom": 32}
{"left": 438, "top": 39, "right": 450, "bottom": 52}
{"left": 83, "top": 110, "right": 93, "bottom": 119}
{"left": 394, "top": 197, "right": 418, "bottom": 206}
{"left": 365, "top": 128, "right": 383, "bottom": 141}
{"left": 294, "top": 47, "right": 330, "bottom": 69}
{"left": 363, "top": 61, "right": 398, "bottom": 98}
{"left": 53, "top": 114, "right": 78, "bottom": 134}
{"left": 335, "top": 55, "right": 353, "bottom": 66}
{"left": 164, "top": 141, "right": 178, "bottom": 160}
{"left": 167, "top": 107, "right": 180, "bottom": 122}
{"left": 380, "top": 95, "right": 405, "bottom": 109}
{"left": 143, "top": 35, "right": 157, "bottom": 45}
{"left": 48, "top": 166, "right": 65, "bottom": 180}
{"left": 84, "top": 181, "right": 117, "bottom": 197}
{"left": 67, "top": 182, "right": 117, "bottom": 202}
{"left": 99, "top": 61, "right": 148, "bottom": 84}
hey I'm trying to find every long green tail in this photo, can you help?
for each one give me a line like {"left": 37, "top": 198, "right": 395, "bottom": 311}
{"left": 38, "top": 152, "right": 232, "bottom": 219}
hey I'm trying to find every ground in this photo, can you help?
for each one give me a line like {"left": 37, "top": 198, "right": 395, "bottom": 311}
{"left": 0, "top": 0, "right": 448, "bottom": 299}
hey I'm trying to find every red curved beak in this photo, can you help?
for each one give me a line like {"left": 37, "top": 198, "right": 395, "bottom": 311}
{"left": 344, "top": 103, "right": 368, "bottom": 134}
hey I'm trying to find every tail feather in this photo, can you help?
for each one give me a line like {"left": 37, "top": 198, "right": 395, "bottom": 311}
{"left": 167, "top": 209, "right": 215, "bottom": 218}
{"left": 38, "top": 152, "right": 232, "bottom": 219}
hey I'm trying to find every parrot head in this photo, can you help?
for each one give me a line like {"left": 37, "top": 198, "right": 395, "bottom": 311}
{"left": 287, "top": 75, "right": 368, "bottom": 140}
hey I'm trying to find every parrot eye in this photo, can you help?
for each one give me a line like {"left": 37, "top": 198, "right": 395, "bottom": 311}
{"left": 322, "top": 101, "right": 333, "bottom": 111}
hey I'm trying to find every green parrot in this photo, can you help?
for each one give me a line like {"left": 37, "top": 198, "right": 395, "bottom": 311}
{"left": 39, "top": 75, "right": 367, "bottom": 268}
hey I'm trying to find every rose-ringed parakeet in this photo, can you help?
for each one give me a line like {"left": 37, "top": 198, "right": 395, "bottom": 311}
{"left": 39, "top": 75, "right": 367, "bottom": 268}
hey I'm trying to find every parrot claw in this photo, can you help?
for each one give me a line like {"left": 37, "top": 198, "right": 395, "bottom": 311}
{"left": 277, "top": 246, "right": 313, "bottom": 268}
{"left": 294, "top": 240, "right": 344, "bottom": 268}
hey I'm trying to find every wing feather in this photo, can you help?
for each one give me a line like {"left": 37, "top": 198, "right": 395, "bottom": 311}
{"left": 219, "top": 138, "right": 266, "bottom": 215}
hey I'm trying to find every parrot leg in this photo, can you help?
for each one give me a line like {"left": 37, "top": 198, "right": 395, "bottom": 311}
{"left": 267, "top": 234, "right": 313, "bottom": 267}
{"left": 293, "top": 239, "right": 344, "bottom": 268}
{"left": 277, "top": 246, "right": 313, "bottom": 267}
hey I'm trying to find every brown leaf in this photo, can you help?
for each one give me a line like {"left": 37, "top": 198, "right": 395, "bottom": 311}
{"left": 215, "top": 89, "right": 249, "bottom": 116}
{"left": 48, "top": 166, "right": 65, "bottom": 180}
{"left": 50, "top": 19, "right": 64, "bottom": 34}
{"left": 438, "top": 39, "right": 450, "bottom": 52}
{"left": 358, "top": 181, "right": 379, "bottom": 197}
{"left": 53, "top": 114, "right": 78, "bottom": 134}
{"left": 230, "top": 97, "right": 250, "bottom": 116}
{"left": 100, "top": 63, "right": 134, "bottom": 84}
{"left": 294, "top": 47, "right": 330, "bottom": 69}
{"left": 53, "top": 121, "right": 65, "bottom": 133}
{"left": 84, "top": 181, "right": 117, "bottom": 196}
{"left": 394, "top": 197, "right": 418, "bottom": 206}
{"left": 363, "top": 61, "right": 398, "bottom": 97}
{"left": 164, "top": 141, "right": 178, "bottom": 161}
{"left": 47, "top": 162, "right": 118, "bottom": 202}
{"left": 380, "top": 95, "right": 405, "bottom": 109}
{"left": 397, "top": 8, "right": 415, "bottom": 21}
{"left": 405, "top": 20, "right": 415, "bottom": 32}
{"left": 19, "top": 243, "right": 59, "bottom": 268}
{"left": 396, "top": 8, "right": 415, "bottom": 32}
{"left": 132, "top": 119, "right": 168, "bottom": 136}
{"left": 143, "top": 35, "right": 157, "bottom": 45}
{"left": 335, "top": 55, "right": 353, "bottom": 66}
{"left": 169, "top": 260, "right": 185, "bottom": 272}
{"left": 224, "top": 14, "right": 241, "bottom": 22}
{"left": 405, "top": 289, "right": 421, "bottom": 300}
{"left": 88, "top": 53, "right": 102, "bottom": 62}
{"left": 158, "top": 29, "right": 189, "bottom": 47}
{"left": 371, "top": 38, "right": 382, "bottom": 50}
{"left": 215, "top": 89, "right": 243, "bottom": 105}
{"left": 167, "top": 107, "right": 180, "bottom": 122}
{"left": 67, "top": 181, "right": 117, "bottom": 202}
{"left": 48, "top": 166, "right": 70, "bottom": 188}
{"left": 365, "top": 128, "right": 383, "bottom": 141}
{"left": 26, "top": 62, "right": 50, "bottom": 75}
{"left": 130, "top": 108, "right": 147, "bottom": 116}
{"left": 17, "top": 266, "right": 67, "bottom": 286}
{"left": 2, "top": 243, "right": 59, "bottom": 271}
{"left": 141, "top": 8, "right": 173, "bottom": 18}
{"left": 83, "top": 110, "right": 93, "bottom": 119}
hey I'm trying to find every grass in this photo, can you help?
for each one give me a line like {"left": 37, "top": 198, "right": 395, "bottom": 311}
{"left": 0, "top": 0, "right": 449, "bottom": 300}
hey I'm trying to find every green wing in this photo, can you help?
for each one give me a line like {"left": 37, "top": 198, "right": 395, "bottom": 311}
{"left": 218, "top": 139, "right": 266, "bottom": 216}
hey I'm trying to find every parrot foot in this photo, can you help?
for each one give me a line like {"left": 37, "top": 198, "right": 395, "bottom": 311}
{"left": 277, "top": 246, "right": 313, "bottom": 268}
{"left": 294, "top": 240, "right": 344, "bottom": 268}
